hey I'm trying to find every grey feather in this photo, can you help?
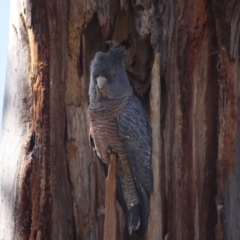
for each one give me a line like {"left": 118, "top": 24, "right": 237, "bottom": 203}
{"left": 118, "top": 95, "right": 153, "bottom": 193}
{"left": 88, "top": 43, "right": 153, "bottom": 237}
{"left": 118, "top": 95, "right": 153, "bottom": 236}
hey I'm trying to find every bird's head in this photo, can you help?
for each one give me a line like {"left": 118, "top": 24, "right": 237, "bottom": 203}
{"left": 89, "top": 42, "right": 132, "bottom": 102}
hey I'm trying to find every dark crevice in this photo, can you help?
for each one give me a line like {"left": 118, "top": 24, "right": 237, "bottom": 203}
{"left": 34, "top": 230, "right": 37, "bottom": 240}
{"left": 83, "top": 13, "right": 106, "bottom": 83}
{"left": 64, "top": 108, "right": 68, "bottom": 144}
{"left": 78, "top": 37, "right": 84, "bottom": 77}
{"left": 135, "top": 4, "right": 145, "bottom": 12}
{"left": 160, "top": 75, "right": 168, "bottom": 239}
{"left": 121, "top": 39, "right": 132, "bottom": 50}
{"left": 160, "top": 76, "right": 167, "bottom": 125}
{"left": 28, "top": 132, "right": 35, "bottom": 155}
{"left": 203, "top": 3, "right": 219, "bottom": 238}
{"left": 126, "top": 37, "right": 154, "bottom": 104}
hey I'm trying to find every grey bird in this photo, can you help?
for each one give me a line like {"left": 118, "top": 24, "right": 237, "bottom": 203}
{"left": 88, "top": 42, "right": 153, "bottom": 236}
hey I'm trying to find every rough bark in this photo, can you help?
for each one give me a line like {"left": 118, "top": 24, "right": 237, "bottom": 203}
{"left": 0, "top": 0, "right": 240, "bottom": 240}
{"left": 1, "top": 0, "right": 74, "bottom": 239}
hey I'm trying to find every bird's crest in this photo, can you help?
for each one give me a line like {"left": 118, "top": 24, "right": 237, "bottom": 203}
{"left": 106, "top": 41, "right": 127, "bottom": 61}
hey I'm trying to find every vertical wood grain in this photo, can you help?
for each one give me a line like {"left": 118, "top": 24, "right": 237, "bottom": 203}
{"left": 104, "top": 154, "right": 117, "bottom": 240}
{"left": 145, "top": 52, "right": 162, "bottom": 240}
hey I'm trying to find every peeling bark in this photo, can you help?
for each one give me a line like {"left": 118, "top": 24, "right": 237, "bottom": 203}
{"left": 0, "top": 0, "right": 240, "bottom": 240}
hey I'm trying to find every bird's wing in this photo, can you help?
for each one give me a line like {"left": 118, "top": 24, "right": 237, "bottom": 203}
{"left": 117, "top": 95, "right": 153, "bottom": 236}
{"left": 117, "top": 95, "right": 153, "bottom": 194}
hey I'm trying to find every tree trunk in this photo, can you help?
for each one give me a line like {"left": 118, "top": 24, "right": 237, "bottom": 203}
{"left": 0, "top": 0, "right": 239, "bottom": 240}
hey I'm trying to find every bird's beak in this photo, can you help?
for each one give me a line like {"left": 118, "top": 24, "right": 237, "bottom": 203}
{"left": 96, "top": 76, "right": 107, "bottom": 92}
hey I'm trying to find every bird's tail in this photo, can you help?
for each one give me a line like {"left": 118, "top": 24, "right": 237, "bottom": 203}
{"left": 134, "top": 186, "right": 150, "bottom": 237}
{"left": 128, "top": 203, "right": 141, "bottom": 235}
{"left": 126, "top": 186, "right": 150, "bottom": 237}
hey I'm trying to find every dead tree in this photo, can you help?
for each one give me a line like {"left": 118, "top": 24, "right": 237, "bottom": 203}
{"left": 0, "top": 0, "right": 239, "bottom": 240}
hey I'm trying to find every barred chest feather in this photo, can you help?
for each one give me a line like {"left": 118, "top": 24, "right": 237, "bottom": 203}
{"left": 88, "top": 98, "right": 128, "bottom": 168}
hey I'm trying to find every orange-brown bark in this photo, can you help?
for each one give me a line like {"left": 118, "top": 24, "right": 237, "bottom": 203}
{"left": 104, "top": 154, "right": 117, "bottom": 240}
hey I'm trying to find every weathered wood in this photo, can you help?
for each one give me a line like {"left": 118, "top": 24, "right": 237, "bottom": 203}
{"left": 104, "top": 154, "right": 117, "bottom": 240}
{"left": 0, "top": 1, "right": 30, "bottom": 238}
{"left": 1, "top": 0, "right": 240, "bottom": 240}
{"left": 0, "top": 0, "right": 74, "bottom": 239}
{"left": 213, "top": 1, "right": 240, "bottom": 239}
{"left": 145, "top": 52, "right": 162, "bottom": 240}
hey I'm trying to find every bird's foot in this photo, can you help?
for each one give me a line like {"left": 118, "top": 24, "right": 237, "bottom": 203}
{"left": 107, "top": 146, "right": 115, "bottom": 154}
